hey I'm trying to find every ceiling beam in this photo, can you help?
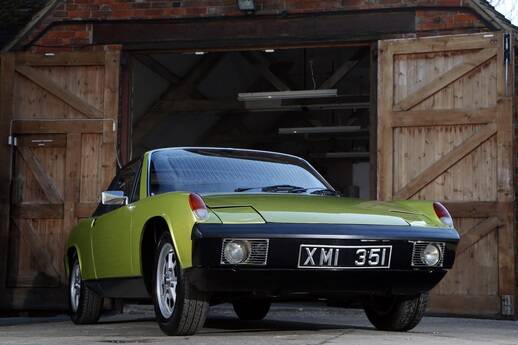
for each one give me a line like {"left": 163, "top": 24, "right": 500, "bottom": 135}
{"left": 241, "top": 52, "right": 291, "bottom": 91}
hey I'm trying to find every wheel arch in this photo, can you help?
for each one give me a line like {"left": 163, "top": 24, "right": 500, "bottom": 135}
{"left": 65, "top": 245, "right": 81, "bottom": 276}
{"left": 140, "top": 215, "right": 178, "bottom": 295}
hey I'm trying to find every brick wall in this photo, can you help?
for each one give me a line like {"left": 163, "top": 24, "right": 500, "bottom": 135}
{"left": 20, "top": 0, "right": 492, "bottom": 50}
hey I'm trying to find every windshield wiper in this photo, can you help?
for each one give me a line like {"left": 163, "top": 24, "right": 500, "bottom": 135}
{"left": 308, "top": 188, "right": 341, "bottom": 196}
{"left": 235, "top": 184, "right": 307, "bottom": 193}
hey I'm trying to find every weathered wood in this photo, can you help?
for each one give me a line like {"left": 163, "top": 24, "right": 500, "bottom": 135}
{"left": 16, "top": 134, "right": 66, "bottom": 148}
{"left": 376, "top": 41, "right": 393, "bottom": 200}
{"left": 442, "top": 201, "right": 502, "bottom": 218}
{"left": 242, "top": 52, "right": 290, "bottom": 91}
{"left": 395, "top": 48, "right": 497, "bottom": 111}
{"left": 369, "top": 42, "right": 378, "bottom": 200}
{"left": 0, "top": 53, "right": 15, "bottom": 297}
{"left": 391, "top": 108, "right": 496, "bottom": 127}
{"left": 15, "top": 65, "right": 104, "bottom": 119}
{"left": 12, "top": 120, "right": 104, "bottom": 134}
{"left": 12, "top": 203, "right": 64, "bottom": 219}
{"left": 75, "top": 202, "right": 97, "bottom": 218}
{"left": 16, "top": 52, "right": 106, "bottom": 67}
{"left": 429, "top": 294, "right": 500, "bottom": 316}
{"left": 319, "top": 60, "right": 359, "bottom": 90}
{"left": 63, "top": 133, "right": 81, "bottom": 239}
{"left": 17, "top": 146, "right": 63, "bottom": 204}
{"left": 457, "top": 217, "right": 501, "bottom": 255}
{"left": 388, "top": 33, "right": 498, "bottom": 55}
{"left": 495, "top": 33, "right": 515, "bottom": 309}
{"left": 394, "top": 123, "right": 497, "bottom": 200}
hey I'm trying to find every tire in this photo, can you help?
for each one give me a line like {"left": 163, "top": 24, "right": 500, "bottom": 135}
{"left": 152, "top": 232, "right": 209, "bottom": 336}
{"left": 68, "top": 255, "right": 103, "bottom": 324}
{"left": 363, "top": 292, "right": 428, "bottom": 332}
{"left": 233, "top": 298, "right": 271, "bottom": 321}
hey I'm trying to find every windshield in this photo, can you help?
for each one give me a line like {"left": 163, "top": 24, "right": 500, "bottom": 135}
{"left": 148, "top": 148, "right": 331, "bottom": 195}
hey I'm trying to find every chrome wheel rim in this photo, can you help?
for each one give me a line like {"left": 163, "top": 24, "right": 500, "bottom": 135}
{"left": 70, "top": 262, "right": 81, "bottom": 312}
{"left": 156, "top": 243, "right": 178, "bottom": 319}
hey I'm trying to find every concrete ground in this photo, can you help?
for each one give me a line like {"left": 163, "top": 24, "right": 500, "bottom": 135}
{"left": 1, "top": 303, "right": 517, "bottom": 345}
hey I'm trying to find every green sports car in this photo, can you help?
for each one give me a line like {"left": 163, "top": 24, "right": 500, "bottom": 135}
{"left": 65, "top": 147, "right": 459, "bottom": 335}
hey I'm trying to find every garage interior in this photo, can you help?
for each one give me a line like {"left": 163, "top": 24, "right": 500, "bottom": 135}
{"left": 127, "top": 46, "right": 373, "bottom": 199}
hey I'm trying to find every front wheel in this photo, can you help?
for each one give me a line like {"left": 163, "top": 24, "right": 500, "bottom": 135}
{"left": 152, "top": 232, "right": 209, "bottom": 336}
{"left": 68, "top": 255, "right": 103, "bottom": 324}
{"left": 363, "top": 292, "right": 428, "bottom": 332}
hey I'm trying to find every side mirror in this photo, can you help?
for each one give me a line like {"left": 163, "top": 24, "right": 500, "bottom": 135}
{"left": 101, "top": 191, "right": 128, "bottom": 206}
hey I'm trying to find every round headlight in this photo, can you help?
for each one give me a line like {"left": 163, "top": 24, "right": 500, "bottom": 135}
{"left": 421, "top": 244, "right": 440, "bottom": 266}
{"left": 223, "top": 240, "right": 250, "bottom": 264}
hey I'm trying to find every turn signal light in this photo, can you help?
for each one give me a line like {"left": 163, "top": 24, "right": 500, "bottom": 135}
{"left": 433, "top": 202, "right": 453, "bottom": 228}
{"left": 189, "top": 193, "right": 209, "bottom": 221}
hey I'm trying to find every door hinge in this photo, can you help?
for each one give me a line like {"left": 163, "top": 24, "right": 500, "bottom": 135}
{"left": 8, "top": 135, "right": 17, "bottom": 146}
{"left": 502, "top": 295, "right": 514, "bottom": 316}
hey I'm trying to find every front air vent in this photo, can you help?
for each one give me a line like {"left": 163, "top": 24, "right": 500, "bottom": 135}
{"left": 411, "top": 241, "right": 445, "bottom": 267}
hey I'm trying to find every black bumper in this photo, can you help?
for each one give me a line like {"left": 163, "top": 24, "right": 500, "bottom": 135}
{"left": 189, "top": 223, "right": 459, "bottom": 297}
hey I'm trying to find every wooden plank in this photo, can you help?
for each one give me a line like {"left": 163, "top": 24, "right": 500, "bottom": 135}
{"left": 428, "top": 294, "right": 500, "bottom": 316}
{"left": 133, "top": 54, "right": 180, "bottom": 85}
{"left": 242, "top": 52, "right": 290, "bottom": 91}
{"left": 11, "top": 203, "right": 64, "bottom": 219}
{"left": 63, "top": 133, "right": 81, "bottom": 240}
{"left": 442, "top": 201, "right": 502, "bottom": 218}
{"left": 17, "top": 146, "right": 63, "bottom": 204}
{"left": 395, "top": 48, "right": 497, "bottom": 111}
{"left": 376, "top": 41, "right": 394, "bottom": 200}
{"left": 495, "top": 31, "right": 515, "bottom": 310}
{"left": 388, "top": 33, "right": 497, "bottom": 55}
{"left": 391, "top": 108, "right": 496, "bottom": 127}
{"left": 457, "top": 217, "right": 501, "bottom": 255}
{"left": 0, "top": 53, "right": 15, "bottom": 294}
{"left": 16, "top": 52, "right": 106, "bottom": 67}
{"left": 16, "top": 134, "right": 66, "bottom": 148}
{"left": 75, "top": 202, "right": 97, "bottom": 218}
{"left": 394, "top": 123, "right": 497, "bottom": 199}
{"left": 369, "top": 42, "right": 378, "bottom": 200}
{"left": 12, "top": 120, "right": 104, "bottom": 134}
{"left": 15, "top": 65, "right": 104, "bottom": 119}
{"left": 11, "top": 218, "right": 61, "bottom": 282}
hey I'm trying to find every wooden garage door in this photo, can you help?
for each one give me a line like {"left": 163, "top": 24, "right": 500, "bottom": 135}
{"left": 378, "top": 32, "right": 515, "bottom": 317}
{"left": 0, "top": 51, "right": 120, "bottom": 310}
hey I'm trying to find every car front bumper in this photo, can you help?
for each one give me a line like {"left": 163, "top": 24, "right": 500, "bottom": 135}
{"left": 189, "top": 223, "right": 459, "bottom": 297}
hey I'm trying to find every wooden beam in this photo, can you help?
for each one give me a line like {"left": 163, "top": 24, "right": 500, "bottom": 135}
{"left": 394, "top": 122, "right": 497, "bottom": 199}
{"left": 442, "top": 201, "right": 502, "bottom": 218}
{"left": 12, "top": 120, "right": 105, "bottom": 134}
{"left": 369, "top": 42, "right": 378, "bottom": 200}
{"left": 17, "top": 146, "right": 63, "bottom": 204}
{"left": 133, "top": 54, "right": 180, "bottom": 85}
{"left": 11, "top": 203, "right": 64, "bottom": 219}
{"left": 395, "top": 48, "right": 497, "bottom": 111}
{"left": 319, "top": 60, "right": 359, "bottom": 89}
{"left": 241, "top": 52, "right": 290, "bottom": 91}
{"left": 391, "top": 108, "right": 496, "bottom": 127}
{"left": 132, "top": 54, "right": 222, "bottom": 146}
{"left": 15, "top": 52, "right": 106, "bottom": 67}
{"left": 15, "top": 65, "right": 104, "bottom": 119}
{"left": 457, "top": 217, "right": 501, "bottom": 255}
{"left": 0, "top": 53, "right": 15, "bottom": 296}
{"left": 388, "top": 33, "right": 499, "bottom": 55}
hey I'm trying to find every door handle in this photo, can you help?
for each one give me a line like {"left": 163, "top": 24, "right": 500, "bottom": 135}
{"left": 90, "top": 218, "right": 97, "bottom": 228}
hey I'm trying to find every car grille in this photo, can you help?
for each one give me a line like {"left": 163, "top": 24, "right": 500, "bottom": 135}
{"left": 221, "top": 238, "right": 269, "bottom": 265}
{"left": 411, "top": 241, "right": 445, "bottom": 267}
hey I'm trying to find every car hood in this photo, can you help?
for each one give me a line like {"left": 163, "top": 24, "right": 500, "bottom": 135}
{"left": 202, "top": 193, "right": 439, "bottom": 227}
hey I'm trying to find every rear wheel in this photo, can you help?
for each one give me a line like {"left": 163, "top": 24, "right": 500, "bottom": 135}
{"left": 68, "top": 255, "right": 103, "bottom": 324}
{"left": 363, "top": 293, "right": 428, "bottom": 332}
{"left": 152, "top": 232, "right": 209, "bottom": 336}
{"left": 233, "top": 298, "right": 271, "bottom": 321}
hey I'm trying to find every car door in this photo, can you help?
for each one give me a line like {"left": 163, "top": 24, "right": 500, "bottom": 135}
{"left": 90, "top": 160, "right": 142, "bottom": 278}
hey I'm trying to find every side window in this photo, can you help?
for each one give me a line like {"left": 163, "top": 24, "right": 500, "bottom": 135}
{"left": 130, "top": 163, "right": 142, "bottom": 203}
{"left": 92, "top": 159, "right": 141, "bottom": 217}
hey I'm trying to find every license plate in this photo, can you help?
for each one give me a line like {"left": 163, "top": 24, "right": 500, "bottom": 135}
{"left": 298, "top": 244, "right": 392, "bottom": 269}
